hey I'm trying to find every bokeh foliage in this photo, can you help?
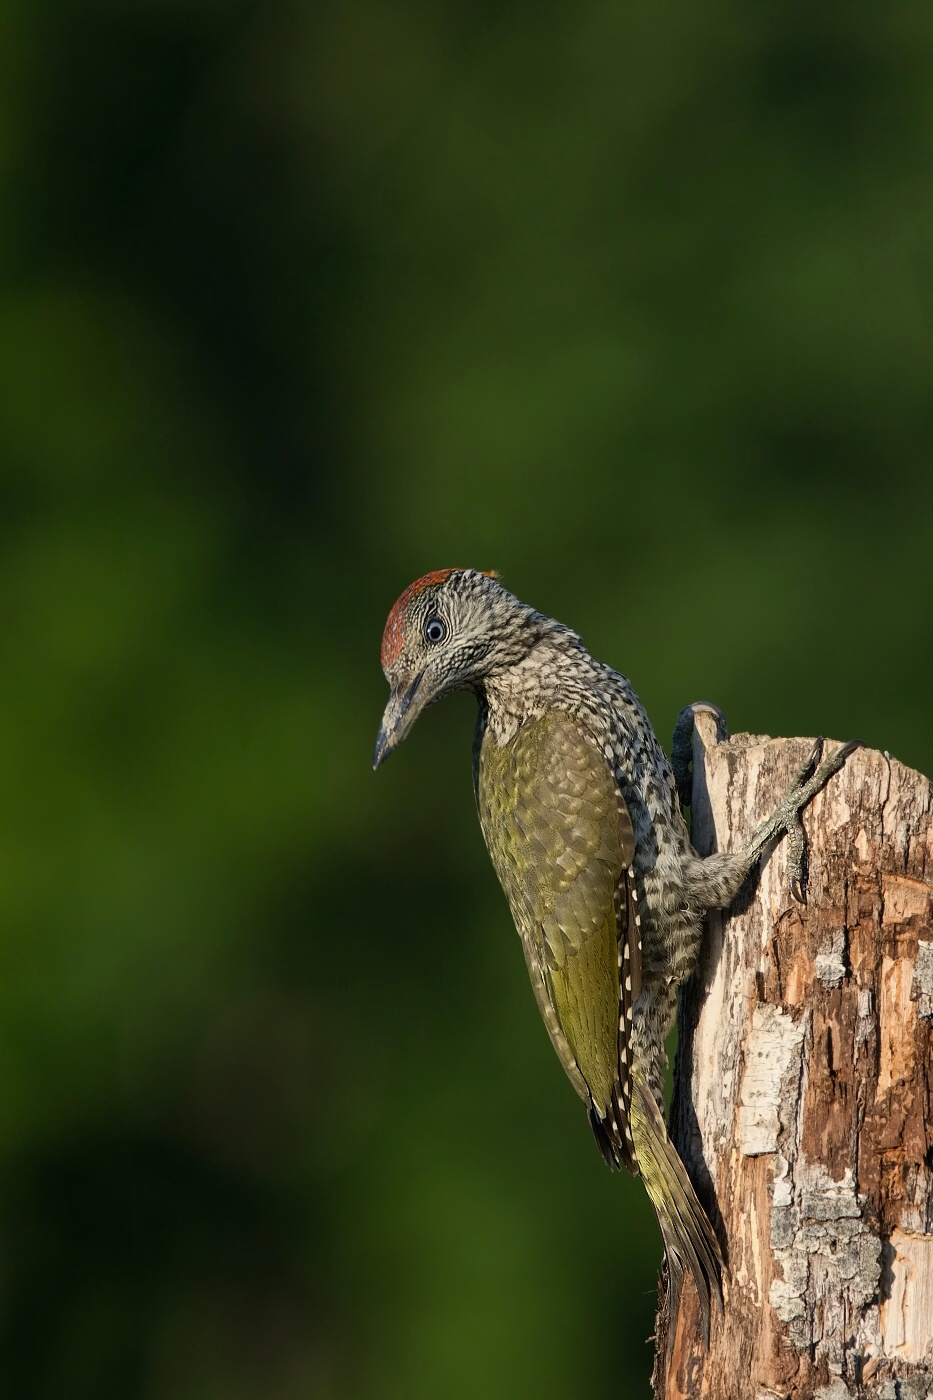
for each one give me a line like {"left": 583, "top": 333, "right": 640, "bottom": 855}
{"left": 1, "top": 1, "right": 932, "bottom": 1396}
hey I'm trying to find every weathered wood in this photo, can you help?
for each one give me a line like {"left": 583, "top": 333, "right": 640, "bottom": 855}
{"left": 654, "top": 717, "right": 933, "bottom": 1400}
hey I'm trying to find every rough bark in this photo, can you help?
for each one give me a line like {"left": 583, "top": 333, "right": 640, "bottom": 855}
{"left": 654, "top": 717, "right": 933, "bottom": 1400}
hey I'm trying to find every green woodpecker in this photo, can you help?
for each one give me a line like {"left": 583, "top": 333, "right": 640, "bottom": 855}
{"left": 373, "top": 568, "right": 859, "bottom": 1335}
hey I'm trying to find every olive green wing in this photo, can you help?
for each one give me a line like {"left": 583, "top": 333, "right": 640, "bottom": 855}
{"left": 475, "top": 710, "right": 642, "bottom": 1171}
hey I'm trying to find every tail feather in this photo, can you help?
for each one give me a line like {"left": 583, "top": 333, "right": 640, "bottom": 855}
{"left": 630, "top": 1077, "right": 723, "bottom": 1344}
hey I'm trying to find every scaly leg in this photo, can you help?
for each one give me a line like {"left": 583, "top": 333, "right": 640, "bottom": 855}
{"left": 674, "top": 704, "right": 862, "bottom": 911}
{"left": 742, "top": 736, "right": 863, "bottom": 904}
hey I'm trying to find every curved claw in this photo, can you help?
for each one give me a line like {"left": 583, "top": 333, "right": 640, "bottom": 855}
{"left": 831, "top": 739, "right": 864, "bottom": 765}
{"left": 792, "top": 736, "right": 825, "bottom": 790}
{"left": 790, "top": 874, "right": 807, "bottom": 906}
{"left": 806, "top": 735, "right": 825, "bottom": 768}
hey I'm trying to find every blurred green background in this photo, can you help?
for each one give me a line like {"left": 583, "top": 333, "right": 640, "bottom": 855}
{"left": 1, "top": 1, "right": 932, "bottom": 1396}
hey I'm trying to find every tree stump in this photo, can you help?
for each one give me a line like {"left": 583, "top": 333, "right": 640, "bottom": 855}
{"left": 654, "top": 715, "right": 933, "bottom": 1400}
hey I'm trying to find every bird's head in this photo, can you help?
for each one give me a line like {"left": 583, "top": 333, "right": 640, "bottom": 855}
{"left": 372, "top": 568, "right": 541, "bottom": 769}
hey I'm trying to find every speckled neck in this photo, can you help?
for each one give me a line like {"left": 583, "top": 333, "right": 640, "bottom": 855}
{"left": 479, "top": 632, "right": 595, "bottom": 745}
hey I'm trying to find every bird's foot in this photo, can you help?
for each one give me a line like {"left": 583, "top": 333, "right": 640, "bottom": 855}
{"left": 767, "top": 738, "right": 863, "bottom": 903}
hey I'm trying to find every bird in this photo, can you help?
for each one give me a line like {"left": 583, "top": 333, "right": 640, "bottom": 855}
{"left": 373, "top": 567, "right": 860, "bottom": 1336}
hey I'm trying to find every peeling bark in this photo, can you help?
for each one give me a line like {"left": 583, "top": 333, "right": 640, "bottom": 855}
{"left": 654, "top": 719, "right": 933, "bottom": 1400}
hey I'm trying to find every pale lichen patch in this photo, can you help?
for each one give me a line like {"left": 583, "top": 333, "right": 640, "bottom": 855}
{"left": 878, "top": 1370, "right": 933, "bottom": 1400}
{"left": 768, "top": 1161, "right": 882, "bottom": 1361}
{"left": 816, "top": 949, "right": 847, "bottom": 988}
{"left": 815, "top": 1381, "right": 854, "bottom": 1400}
{"left": 913, "top": 941, "right": 933, "bottom": 1021}
{"left": 738, "top": 1005, "right": 807, "bottom": 1156}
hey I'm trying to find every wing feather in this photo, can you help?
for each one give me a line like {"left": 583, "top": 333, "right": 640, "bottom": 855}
{"left": 476, "top": 710, "right": 641, "bottom": 1172}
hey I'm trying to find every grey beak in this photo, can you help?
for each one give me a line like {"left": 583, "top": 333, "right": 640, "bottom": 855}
{"left": 372, "top": 723, "right": 393, "bottom": 771}
{"left": 372, "top": 673, "right": 424, "bottom": 770}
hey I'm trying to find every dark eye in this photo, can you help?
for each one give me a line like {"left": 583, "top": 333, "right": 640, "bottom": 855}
{"left": 424, "top": 616, "right": 447, "bottom": 645}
